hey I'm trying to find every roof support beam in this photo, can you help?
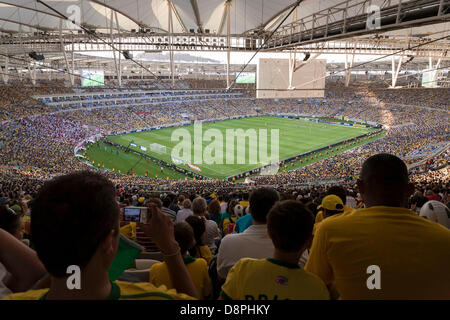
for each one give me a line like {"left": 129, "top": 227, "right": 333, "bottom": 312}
{"left": 391, "top": 55, "right": 404, "bottom": 88}
{"left": 60, "top": 19, "right": 74, "bottom": 86}
{"left": 226, "top": 1, "right": 231, "bottom": 88}
{"left": 189, "top": 0, "right": 203, "bottom": 33}
{"left": 260, "top": 1, "right": 301, "bottom": 30}
{"left": 168, "top": 0, "right": 175, "bottom": 87}
{"left": 218, "top": 0, "right": 232, "bottom": 35}
{"left": 168, "top": 1, "right": 188, "bottom": 33}
{"left": 110, "top": 10, "right": 118, "bottom": 86}
{"left": 27, "top": 63, "right": 36, "bottom": 85}
{"left": 0, "top": 1, "right": 62, "bottom": 19}
{"left": 1, "top": 54, "right": 9, "bottom": 84}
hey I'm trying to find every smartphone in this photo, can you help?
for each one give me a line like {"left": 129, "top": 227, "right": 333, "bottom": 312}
{"left": 123, "top": 207, "right": 148, "bottom": 222}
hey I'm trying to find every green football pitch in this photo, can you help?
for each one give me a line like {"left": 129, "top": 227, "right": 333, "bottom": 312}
{"left": 84, "top": 116, "right": 380, "bottom": 180}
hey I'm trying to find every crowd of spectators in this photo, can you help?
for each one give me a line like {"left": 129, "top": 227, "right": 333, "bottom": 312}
{"left": 0, "top": 154, "right": 448, "bottom": 300}
{"left": 0, "top": 82, "right": 447, "bottom": 191}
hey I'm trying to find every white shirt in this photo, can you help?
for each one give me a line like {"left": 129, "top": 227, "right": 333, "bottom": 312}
{"left": 220, "top": 202, "right": 228, "bottom": 213}
{"left": 346, "top": 196, "right": 358, "bottom": 209}
{"left": 175, "top": 208, "right": 193, "bottom": 222}
{"left": 204, "top": 219, "right": 221, "bottom": 249}
{"left": 217, "top": 224, "right": 274, "bottom": 280}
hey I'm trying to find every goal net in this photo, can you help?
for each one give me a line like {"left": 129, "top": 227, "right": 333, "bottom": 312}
{"left": 150, "top": 143, "right": 167, "bottom": 154}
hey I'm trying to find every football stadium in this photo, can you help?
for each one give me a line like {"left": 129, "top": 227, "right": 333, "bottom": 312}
{"left": 0, "top": 0, "right": 449, "bottom": 305}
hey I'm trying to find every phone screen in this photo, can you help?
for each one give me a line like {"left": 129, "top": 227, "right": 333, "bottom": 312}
{"left": 123, "top": 207, "right": 141, "bottom": 222}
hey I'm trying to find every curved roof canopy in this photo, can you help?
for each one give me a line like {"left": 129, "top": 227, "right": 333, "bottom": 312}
{"left": 0, "top": 0, "right": 299, "bottom": 34}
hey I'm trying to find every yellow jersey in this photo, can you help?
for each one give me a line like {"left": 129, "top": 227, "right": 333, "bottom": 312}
{"left": 221, "top": 258, "right": 329, "bottom": 300}
{"left": 2, "top": 281, "right": 196, "bottom": 300}
{"left": 305, "top": 206, "right": 450, "bottom": 299}
{"left": 150, "top": 256, "right": 211, "bottom": 298}
{"left": 120, "top": 222, "right": 136, "bottom": 240}
{"left": 239, "top": 200, "right": 250, "bottom": 208}
{"left": 193, "top": 245, "right": 213, "bottom": 266}
{"left": 313, "top": 206, "right": 355, "bottom": 235}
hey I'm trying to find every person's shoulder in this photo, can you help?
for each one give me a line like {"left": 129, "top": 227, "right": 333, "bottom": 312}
{"left": 199, "top": 245, "right": 212, "bottom": 253}
{"left": 2, "top": 288, "right": 49, "bottom": 300}
{"left": 149, "top": 261, "right": 166, "bottom": 272}
{"left": 300, "top": 268, "right": 329, "bottom": 286}
{"left": 192, "top": 257, "right": 208, "bottom": 268}
{"left": 316, "top": 211, "right": 356, "bottom": 234}
{"left": 233, "top": 257, "right": 261, "bottom": 270}
{"left": 237, "top": 214, "right": 251, "bottom": 223}
{"left": 414, "top": 214, "right": 450, "bottom": 235}
{"left": 220, "top": 231, "right": 242, "bottom": 244}
{"left": 116, "top": 281, "right": 196, "bottom": 300}
{"left": 295, "top": 269, "right": 330, "bottom": 299}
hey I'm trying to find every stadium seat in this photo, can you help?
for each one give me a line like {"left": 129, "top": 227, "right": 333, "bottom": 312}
{"left": 137, "top": 252, "right": 164, "bottom": 261}
{"left": 135, "top": 259, "right": 161, "bottom": 270}
{"left": 123, "top": 269, "right": 150, "bottom": 282}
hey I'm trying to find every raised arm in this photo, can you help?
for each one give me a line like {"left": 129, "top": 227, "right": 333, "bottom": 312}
{"left": 139, "top": 203, "right": 199, "bottom": 299}
{"left": 0, "top": 229, "right": 46, "bottom": 293}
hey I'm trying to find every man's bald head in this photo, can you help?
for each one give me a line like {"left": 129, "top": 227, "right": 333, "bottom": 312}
{"left": 358, "top": 153, "right": 413, "bottom": 208}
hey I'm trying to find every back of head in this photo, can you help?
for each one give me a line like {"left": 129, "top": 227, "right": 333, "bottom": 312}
{"left": 162, "top": 196, "right": 172, "bottom": 208}
{"left": 207, "top": 199, "right": 221, "bottom": 216}
{"left": 174, "top": 222, "right": 195, "bottom": 254}
{"left": 267, "top": 200, "right": 314, "bottom": 253}
{"left": 249, "top": 187, "right": 280, "bottom": 223}
{"left": 182, "top": 198, "right": 192, "bottom": 210}
{"left": 226, "top": 199, "right": 239, "bottom": 215}
{"left": 30, "top": 171, "right": 119, "bottom": 277}
{"left": 326, "top": 186, "right": 347, "bottom": 205}
{"left": 420, "top": 201, "right": 450, "bottom": 229}
{"left": 359, "top": 153, "right": 410, "bottom": 207}
{"left": 185, "top": 215, "right": 206, "bottom": 246}
{"left": 192, "top": 197, "right": 207, "bottom": 215}
{"left": 147, "top": 197, "right": 162, "bottom": 209}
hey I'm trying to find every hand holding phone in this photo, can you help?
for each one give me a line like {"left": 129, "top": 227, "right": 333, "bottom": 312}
{"left": 138, "top": 203, "right": 178, "bottom": 255}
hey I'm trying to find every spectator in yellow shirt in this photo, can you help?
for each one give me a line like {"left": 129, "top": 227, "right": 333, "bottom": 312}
{"left": 315, "top": 185, "right": 354, "bottom": 224}
{"left": 150, "top": 222, "right": 211, "bottom": 299}
{"left": 306, "top": 153, "right": 450, "bottom": 299}
{"left": 220, "top": 200, "right": 330, "bottom": 300}
{"left": 313, "top": 195, "right": 345, "bottom": 235}
{"left": 120, "top": 222, "right": 136, "bottom": 241}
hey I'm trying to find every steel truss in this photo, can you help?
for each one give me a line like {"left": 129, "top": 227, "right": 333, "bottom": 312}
{"left": 264, "top": 0, "right": 449, "bottom": 50}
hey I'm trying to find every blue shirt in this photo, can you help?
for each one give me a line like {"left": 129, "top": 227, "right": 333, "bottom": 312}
{"left": 235, "top": 214, "right": 253, "bottom": 233}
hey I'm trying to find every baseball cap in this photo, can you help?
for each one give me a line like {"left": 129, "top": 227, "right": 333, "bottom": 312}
{"left": 9, "top": 204, "right": 23, "bottom": 214}
{"left": 318, "top": 195, "right": 344, "bottom": 212}
{"left": 0, "top": 197, "right": 9, "bottom": 205}
{"left": 138, "top": 197, "right": 145, "bottom": 204}
{"left": 419, "top": 200, "right": 450, "bottom": 229}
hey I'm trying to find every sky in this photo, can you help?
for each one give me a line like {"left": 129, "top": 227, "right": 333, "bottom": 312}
{"left": 81, "top": 50, "right": 393, "bottom": 65}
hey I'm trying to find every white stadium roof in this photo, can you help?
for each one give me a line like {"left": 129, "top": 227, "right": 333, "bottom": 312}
{"left": 0, "top": 0, "right": 447, "bottom": 37}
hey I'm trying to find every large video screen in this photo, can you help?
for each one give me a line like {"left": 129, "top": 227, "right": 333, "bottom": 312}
{"left": 422, "top": 69, "right": 435, "bottom": 88}
{"left": 236, "top": 72, "right": 255, "bottom": 84}
{"left": 81, "top": 69, "right": 104, "bottom": 86}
